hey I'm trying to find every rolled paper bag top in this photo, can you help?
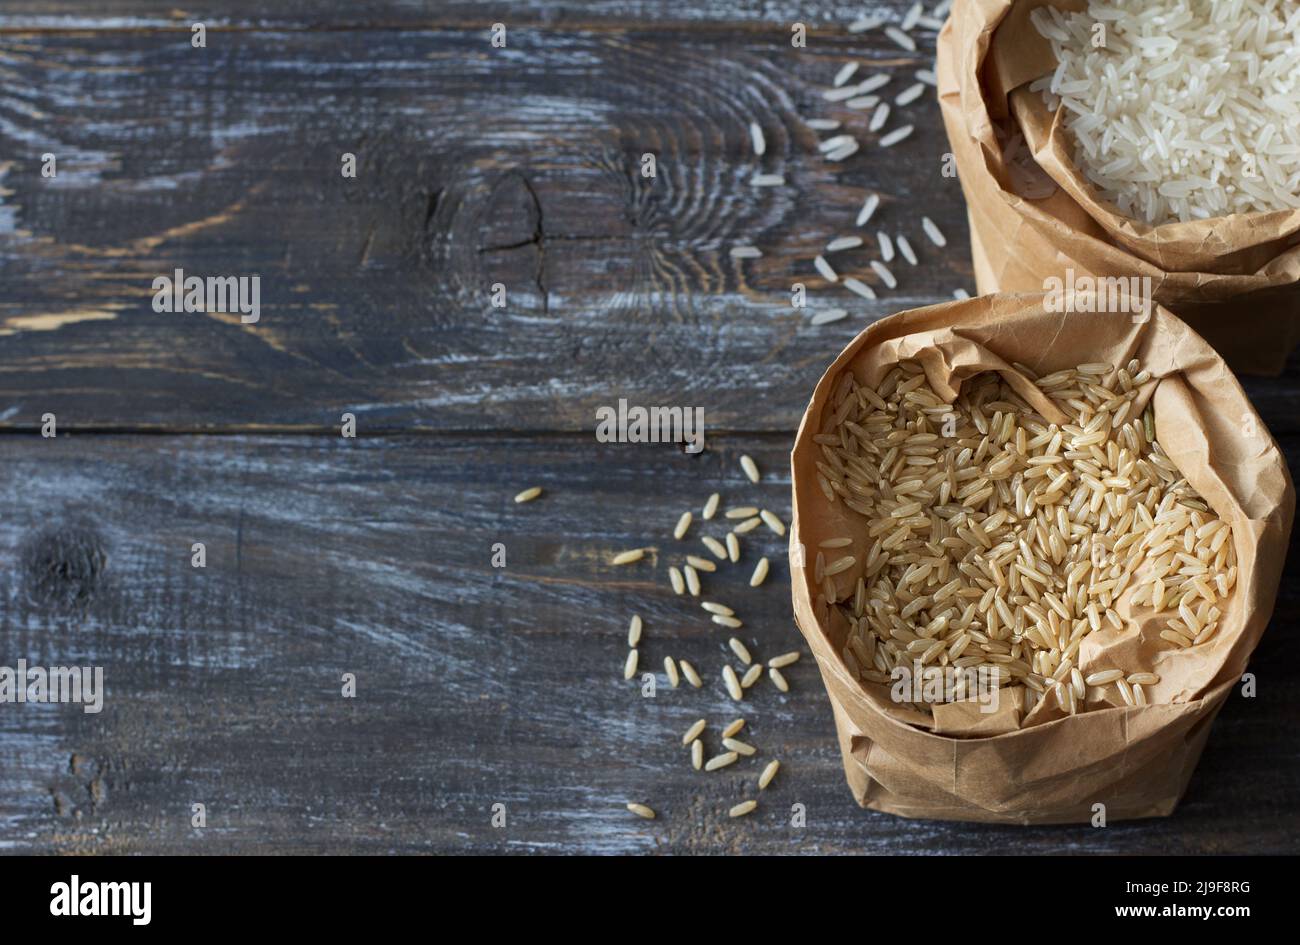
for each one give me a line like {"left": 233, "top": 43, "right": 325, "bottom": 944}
{"left": 936, "top": 0, "right": 1300, "bottom": 374}
{"left": 788, "top": 294, "right": 1293, "bottom": 822}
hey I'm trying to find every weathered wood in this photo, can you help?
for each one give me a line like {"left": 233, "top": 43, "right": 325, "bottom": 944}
{"left": 0, "top": 22, "right": 966, "bottom": 434}
{"left": 2, "top": 24, "right": 1297, "bottom": 434}
{"left": 1, "top": 433, "right": 1296, "bottom": 854}
{"left": 0, "top": 2, "right": 906, "bottom": 31}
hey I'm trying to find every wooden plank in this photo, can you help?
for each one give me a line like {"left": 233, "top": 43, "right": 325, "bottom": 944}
{"left": 0, "top": 23, "right": 958, "bottom": 433}
{"left": 1, "top": 432, "right": 1296, "bottom": 853}
{"left": 2, "top": 25, "right": 1298, "bottom": 434}
{"left": 0, "top": 2, "right": 906, "bottom": 32}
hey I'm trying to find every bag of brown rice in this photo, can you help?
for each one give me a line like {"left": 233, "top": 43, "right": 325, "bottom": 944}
{"left": 936, "top": 0, "right": 1300, "bottom": 375}
{"left": 788, "top": 294, "right": 1292, "bottom": 823}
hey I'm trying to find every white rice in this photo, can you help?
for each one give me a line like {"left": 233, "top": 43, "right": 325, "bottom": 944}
{"left": 818, "top": 134, "right": 855, "bottom": 154}
{"left": 844, "top": 277, "right": 877, "bottom": 300}
{"left": 856, "top": 74, "right": 892, "bottom": 95}
{"left": 877, "top": 231, "right": 894, "bottom": 262}
{"left": 879, "top": 125, "right": 915, "bottom": 147}
{"left": 825, "top": 141, "right": 860, "bottom": 161}
{"left": 750, "top": 173, "right": 784, "bottom": 187}
{"left": 896, "top": 82, "right": 926, "bottom": 106}
{"left": 849, "top": 15, "right": 884, "bottom": 33}
{"left": 729, "top": 246, "right": 762, "bottom": 259}
{"left": 871, "top": 260, "right": 897, "bottom": 288}
{"left": 921, "top": 215, "right": 947, "bottom": 247}
{"left": 902, "top": 1, "right": 923, "bottom": 30}
{"left": 885, "top": 25, "right": 917, "bottom": 51}
{"left": 1030, "top": 0, "right": 1300, "bottom": 224}
{"left": 897, "top": 234, "right": 918, "bottom": 265}
{"left": 826, "top": 235, "right": 864, "bottom": 253}
{"left": 834, "top": 62, "right": 860, "bottom": 87}
{"left": 869, "top": 103, "right": 891, "bottom": 133}
{"left": 749, "top": 121, "right": 766, "bottom": 156}
{"left": 811, "top": 308, "right": 849, "bottom": 326}
{"left": 814, "top": 255, "right": 839, "bottom": 283}
{"left": 750, "top": 557, "right": 770, "bottom": 587}
{"left": 856, "top": 194, "right": 881, "bottom": 226}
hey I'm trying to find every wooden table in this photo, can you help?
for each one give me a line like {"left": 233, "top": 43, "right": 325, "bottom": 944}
{"left": 1, "top": 1, "right": 1296, "bottom": 855}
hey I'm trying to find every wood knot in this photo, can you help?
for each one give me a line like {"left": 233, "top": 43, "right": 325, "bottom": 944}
{"left": 23, "top": 523, "right": 108, "bottom": 608}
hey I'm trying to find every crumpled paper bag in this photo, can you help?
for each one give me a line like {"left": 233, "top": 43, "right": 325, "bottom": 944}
{"left": 936, "top": 0, "right": 1300, "bottom": 376}
{"left": 788, "top": 295, "right": 1293, "bottom": 823}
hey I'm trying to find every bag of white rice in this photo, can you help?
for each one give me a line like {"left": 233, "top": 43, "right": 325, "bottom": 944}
{"left": 937, "top": 0, "right": 1300, "bottom": 375}
{"left": 789, "top": 294, "right": 1292, "bottom": 822}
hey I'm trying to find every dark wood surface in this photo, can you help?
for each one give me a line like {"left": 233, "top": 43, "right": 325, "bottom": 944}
{"left": 0, "top": 1, "right": 1297, "bottom": 855}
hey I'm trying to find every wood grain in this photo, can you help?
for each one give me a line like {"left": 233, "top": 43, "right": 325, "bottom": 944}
{"left": 1, "top": 433, "right": 1296, "bottom": 854}
{"left": 0, "top": 21, "right": 968, "bottom": 433}
{"left": 0, "top": 3, "right": 907, "bottom": 31}
{"left": 2, "top": 24, "right": 1297, "bottom": 434}
{"left": 2, "top": 0, "right": 1298, "bottom": 856}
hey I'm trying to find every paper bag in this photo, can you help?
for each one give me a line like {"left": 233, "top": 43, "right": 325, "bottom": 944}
{"left": 788, "top": 295, "right": 1293, "bottom": 823}
{"left": 936, "top": 0, "right": 1300, "bottom": 375}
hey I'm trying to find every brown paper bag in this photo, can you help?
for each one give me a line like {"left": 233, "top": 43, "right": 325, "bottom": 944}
{"left": 788, "top": 295, "right": 1293, "bottom": 823}
{"left": 936, "top": 0, "right": 1300, "bottom": 375}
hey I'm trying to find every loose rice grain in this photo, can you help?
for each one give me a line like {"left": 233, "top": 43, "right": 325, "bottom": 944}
{"left": 682, "top": 719, "right": 707, "bottom": 745}
{"left": 706, "top": 751, "right": 739, "bottom": 771}
{"left": 723, "top": 665, "right": 744, "bottom": 700}
{"left": 760, "top": 510, "right": 787, "bottom": 536}
{"left": 724, "top": 737, "right": 757, "bottom": 756}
